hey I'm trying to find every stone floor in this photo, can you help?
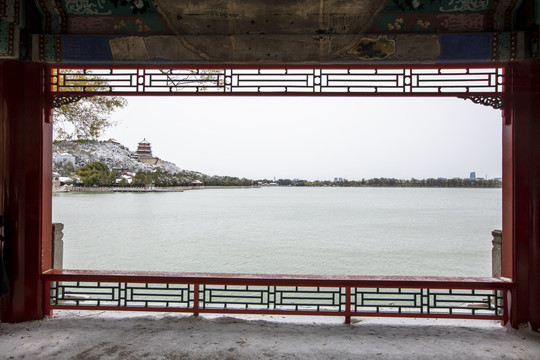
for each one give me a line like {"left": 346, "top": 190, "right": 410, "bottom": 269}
{"left": 1, "top": 311, "right": 540, "bottom": 360}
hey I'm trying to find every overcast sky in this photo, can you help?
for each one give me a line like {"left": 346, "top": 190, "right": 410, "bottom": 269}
{"left": 101, "top": 96, "right": 502, "bottom": 181}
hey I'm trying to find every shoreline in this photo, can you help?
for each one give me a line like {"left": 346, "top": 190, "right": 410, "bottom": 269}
{"left": 52, "top": 185, "right": 502, "bottom": 193}
{"left": 52, "top": 185, "right": 260, "bottom": 193}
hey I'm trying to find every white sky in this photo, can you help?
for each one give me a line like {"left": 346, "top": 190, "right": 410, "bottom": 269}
{"left": 101, "top": 96, "right": 502, "bottom": 181}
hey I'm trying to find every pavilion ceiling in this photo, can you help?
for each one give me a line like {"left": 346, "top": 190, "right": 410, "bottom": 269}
{"left": 0, "top": 0, "right": 535, "bottom": 63}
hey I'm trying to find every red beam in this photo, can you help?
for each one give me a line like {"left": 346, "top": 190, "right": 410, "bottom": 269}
{"left": 49, "top": 63, "right": 509, "bottom": 71}
{"left": 47, "top": 305, "right": 504, "bottom": 321}
{"left": 41, "top": 269, "right": 513, "bottom": 290}
{"left": 50, "top": 91, "right": 501, "bottom": 98}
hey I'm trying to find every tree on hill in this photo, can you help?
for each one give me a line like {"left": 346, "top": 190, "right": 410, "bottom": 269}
{"left": 53, "top": 70, "right": 127, "bottom": 140}
{"left": 132, "top": 170, "right": 153, "bottom": 187}
{"left": 76, "top": 161, "right": 113, "bottom": 186}
{"left": 53, "top": 96, "right": 127, "bottom": 141}
{"left": 55, "top": 160, "right": 75, "bottom": 177}
{"left": 52, "top": 68, "right": 220, "bottom": 141}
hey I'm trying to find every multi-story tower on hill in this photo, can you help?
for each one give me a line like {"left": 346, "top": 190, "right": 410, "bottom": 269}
{"left": 133, "top": 139, "right": 162, "bottom": 165}
{"left": 135, "top": 138, "right": 153, "bottom": 158}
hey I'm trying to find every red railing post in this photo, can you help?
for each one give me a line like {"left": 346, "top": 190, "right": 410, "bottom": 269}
{"left": 502, "top": 289, "right": 509, "bottom": 326}
{"left": 345, "top": 286, "right": 351, "bottom": 324}
{"left": 44, "top": 281, "right": 52, "bottom": 317}
{"left": 193, "top": 284, "right": 199, "bottom": 317}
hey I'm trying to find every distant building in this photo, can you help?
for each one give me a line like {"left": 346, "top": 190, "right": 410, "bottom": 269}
{"left": 58, "top": 176, "right": 74, "bottom": 185}
{"left": 470, "top": 172, "right": 476, "bottom": 180}
{"left": 111, "top": 166, "right": 130, "bottom": 174}
{"left": 115, "top": 174, "right": 134, "bottom": 184}
{"left": 132, "top": 139, "right": 163, "bottom": 165}
{"left": 135, "top": 139, "right": 152, "bottom": 158}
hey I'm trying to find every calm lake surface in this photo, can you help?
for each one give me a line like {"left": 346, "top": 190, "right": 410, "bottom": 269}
{"left": 52, "top": 187, "right": 501, "bottom": 277}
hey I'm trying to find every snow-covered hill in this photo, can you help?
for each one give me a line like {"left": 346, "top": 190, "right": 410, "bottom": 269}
{"left": 53, "top": 140, "right": 183, "bottom": 174}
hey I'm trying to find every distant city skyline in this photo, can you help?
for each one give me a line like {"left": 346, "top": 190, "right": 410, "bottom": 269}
{"left": 102, "top": 96, "right": 503, "bottom": 181}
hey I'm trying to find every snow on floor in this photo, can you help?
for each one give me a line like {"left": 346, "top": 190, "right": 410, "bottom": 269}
{"left": 1, "top": 311, "right": 540, "bottom": 360}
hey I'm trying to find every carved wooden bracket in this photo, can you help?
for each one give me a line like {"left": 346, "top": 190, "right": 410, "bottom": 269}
{"left": 458, "top": 96, "right": 504, "bottom": 110}
{"left": 52, "top": 95, "right": 88, "bottom": 108}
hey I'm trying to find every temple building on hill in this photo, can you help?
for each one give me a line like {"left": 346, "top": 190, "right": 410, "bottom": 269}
{"left": 132, "top": 139, "right": 163, "bottom": 165}
{"left": 135, "top": 139, "right": 152, "bottom": 158}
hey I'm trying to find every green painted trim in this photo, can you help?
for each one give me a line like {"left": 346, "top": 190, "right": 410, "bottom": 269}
{"left": 0, "top": 19, "right": 10, "bottom": 54}
{"left": 536, "top": 0, "right": 540, "bottom": 25}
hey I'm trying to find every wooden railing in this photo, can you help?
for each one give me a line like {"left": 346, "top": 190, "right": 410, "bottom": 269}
{"left": 42, "top": 269, "right": 512, "bottom": 324}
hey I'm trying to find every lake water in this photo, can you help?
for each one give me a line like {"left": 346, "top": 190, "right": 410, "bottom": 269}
{"left": 52, "top": 187, "right": 501, "bottom": 277}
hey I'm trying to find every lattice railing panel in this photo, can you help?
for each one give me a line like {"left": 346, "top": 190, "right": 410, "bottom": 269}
{"left": 201, "top": 285, "right": 272, "bottom": 310}
{"left": 199, "top": 285, "right": 345, "bottom": 312}
{"left": 49, "top": 67, "right": 505, "bottom": 96}
{"left": 273, "top": 286, "right": 344, "bottom": 312}
{"left": 51, "top": 282, "right": 192, "bottom": 309}
{"left": 48, "top": 279, "right": 507, "bottom": 321}
{"left": 351, "top": 288, "right": 504, "bottom": 317}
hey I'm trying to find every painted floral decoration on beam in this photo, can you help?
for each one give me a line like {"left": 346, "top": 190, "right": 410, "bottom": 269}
{"left": 110, "top": 0, "right": 150, "bottom": 15}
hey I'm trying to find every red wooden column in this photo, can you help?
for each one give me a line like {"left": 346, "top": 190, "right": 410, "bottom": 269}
{"left": 503, "top": 60, "right": 540, "bottom": 330}
{"left": 0, "top": 61, "right": 52, "bottom": 322}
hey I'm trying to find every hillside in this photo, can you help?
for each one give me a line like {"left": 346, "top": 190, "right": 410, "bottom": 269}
{"left": 52, "top": 140, "right": 255, "bottom": 187}
{"left": 53, "top": 140, "right": 185, "bottom": 175}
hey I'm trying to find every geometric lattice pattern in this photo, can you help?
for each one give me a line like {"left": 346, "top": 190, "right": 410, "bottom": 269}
{"left": 200, "top": 285, "right": 346, "bottom": 312}
{"left": 352, "top": 288, "right": 504, "bottom": 317}
{"left": 49, "top": 281, "right": 506, "bottom": 320}
{"left": 51, "top": 282, "right": 191, "bottom": 309}
{"left": 50, "top": 66, "right": 505, "bottom": 96}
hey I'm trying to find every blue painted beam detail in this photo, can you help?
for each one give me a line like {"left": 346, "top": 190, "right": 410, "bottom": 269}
{"left": 439, "top": 34, "right": 492, "bottom": 62}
